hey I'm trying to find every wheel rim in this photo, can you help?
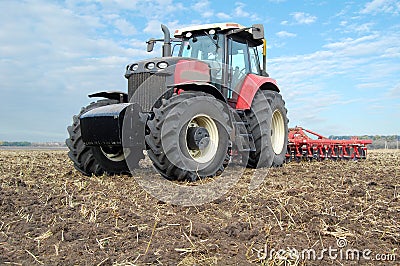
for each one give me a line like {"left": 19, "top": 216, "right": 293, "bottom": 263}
{"left": 100, "top": 146, "right": 126, "bottom": 162}
{"left": 186, "top": 114, "right": 219, "bottom": 163}
{"left": 271, "top": 109, "right": 285, "bottom": 154}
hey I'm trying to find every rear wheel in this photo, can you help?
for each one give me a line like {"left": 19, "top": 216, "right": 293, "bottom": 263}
{"left": 245, "top": 90, "right": 288, "bottom": 168}
{"left": 264, "top": 91, "right": 289, "bottom": 166}
{"left": 145, "top": 92, "right": 231, "bottom": 181}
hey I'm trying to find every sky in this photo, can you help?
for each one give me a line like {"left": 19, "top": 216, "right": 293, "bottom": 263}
{"left": 0, "top": 0, "right": 399, "bottom": 142}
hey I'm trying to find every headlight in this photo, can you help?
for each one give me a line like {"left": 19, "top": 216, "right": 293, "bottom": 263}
{"left": 157, "top": 62, "right": 168, "bottom": 69}
{"left": 146, "top": 62, "right": 155, "bottom": 70}
{"left": 129, "top": 64, "right": 138, "bottom": 71}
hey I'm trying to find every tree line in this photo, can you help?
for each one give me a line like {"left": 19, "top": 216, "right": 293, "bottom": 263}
{"left": 0, "top": 141, "right": 32, "bottom": 146}
{"left": 1, "top": 136, "right": 399, "bottom": 149}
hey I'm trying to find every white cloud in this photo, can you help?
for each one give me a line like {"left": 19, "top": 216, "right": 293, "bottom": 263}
{"left": 203, "top": 11, "right": 214, "bottom": 18}
{"left": 232, "top": 2, "right": 259, "bottom": 21}
{"left": 144, "top": 20, "right": 163, "bottom": 35}
{"left": 291, "top": 12, "right": 317, "bottom": 24}
{"left": 143, "top": 20, "right": 185, "bottom": 36}
{"left": 93, "top": 0, "right": 186, "bottom": 20}
{"left": 323, "top": 35, "right": 378, "bottom": 50}
{"left": 276, "top": 31, "right": 297, "bottom": 38}
{"left": 387, "top": 84, "right": 400, "bottom": 98}
{"left": 360, "top": 0, "right": 400, "bottom": 15}
{"left": 193, "top": 0, "right": 214, "bottom": 18}
{"left": 113, "top": 18, "right": 137, "bottom": 36}
{"left": 194, "top": 0, "right": 209, "bottom": 10}
{"left": 381, "top": 46, "right": 400, "bottom": 58}
{"left": 341, "top": 22, "right": 375, "bottom": 34}
{"left": 94, "top": 0, "right": 141, "bottom": 11}
{"left": 217, "top": 12, "right": 232, "bottom": 20}
{"left": 234, "top": 2, "right": 250, "bottom": 17}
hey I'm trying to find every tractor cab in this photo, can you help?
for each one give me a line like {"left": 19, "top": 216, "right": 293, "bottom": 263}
{"left": 178, "top": 23, "right": 267, "bottom": 100}
{"left": 175, "top": 23, "right": 267, "bottom": 87}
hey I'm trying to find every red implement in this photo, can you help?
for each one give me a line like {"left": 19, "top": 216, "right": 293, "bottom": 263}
{"left": 286, "top": 127, "right": 372, "bottom": 162}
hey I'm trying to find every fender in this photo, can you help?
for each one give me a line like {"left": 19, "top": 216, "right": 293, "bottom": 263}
{"left": 89, "top": 91, "right": 128, "bottom": 103}
{"left": 236, "top": 74, "right": 280, "bottom": 110}
{"left": 173, "top": 81, "right": 226, "bottom": 103}
{"left": 80, "top": 102, "right": 145, "bottom": 147}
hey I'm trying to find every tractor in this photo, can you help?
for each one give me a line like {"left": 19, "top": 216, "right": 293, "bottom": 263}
{"left": 66, "top": 22, "right": 289, "bottom": 181}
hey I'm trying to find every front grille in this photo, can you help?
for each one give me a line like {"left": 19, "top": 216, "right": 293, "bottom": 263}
{"left": 128, "top": 73, "right": 168, "bottom": 112}
{"left": 128, "top": 72, "right": 151, "bottom": 99}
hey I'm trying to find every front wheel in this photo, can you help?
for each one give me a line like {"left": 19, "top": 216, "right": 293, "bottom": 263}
{"left": 145, "top": 92, "right": 231, "bottom": 181}
{"left": 66, "top": 99, "right": 142, "bottom": 176}
{"left": 90, "top": 146, "right": 134, "bottom": 175}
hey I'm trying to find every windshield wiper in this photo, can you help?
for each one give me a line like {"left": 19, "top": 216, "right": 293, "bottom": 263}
{"left": 204, "top": 31, "right": 219, "bottom": 49}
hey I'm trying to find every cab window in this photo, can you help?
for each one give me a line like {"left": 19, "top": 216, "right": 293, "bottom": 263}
{"left": 180, "top": 34, "right": 224, "bottom": 81}
{"left": 229, "top": 38, "right": 249, "bottom": 89}
{"left": 249, "top": 46, "right": 261, "bottom": 74}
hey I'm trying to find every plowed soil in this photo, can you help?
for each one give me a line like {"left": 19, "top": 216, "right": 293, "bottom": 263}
{"left": 0, "top": 149, "right": 398, "bottom": 265}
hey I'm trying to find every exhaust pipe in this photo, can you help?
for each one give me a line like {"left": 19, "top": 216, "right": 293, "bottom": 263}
{"left": 161, "top": 24, "right": 171, "bottom": 57}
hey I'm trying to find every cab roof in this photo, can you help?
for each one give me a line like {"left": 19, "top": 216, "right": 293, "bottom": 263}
{"left": 174, "top": 22, "right": 246, "bottom": 37}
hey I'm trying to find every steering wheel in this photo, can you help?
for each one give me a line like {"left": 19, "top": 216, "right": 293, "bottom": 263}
{"left": 232, "top": 67, "right": 247, "bottom": 88}
{"left": 238, "top": 68, "right": 246, "bottom": 79}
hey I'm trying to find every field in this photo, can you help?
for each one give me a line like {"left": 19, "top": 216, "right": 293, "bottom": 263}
{"left": 0, "top": 149, "right": 399, "bottom": 265}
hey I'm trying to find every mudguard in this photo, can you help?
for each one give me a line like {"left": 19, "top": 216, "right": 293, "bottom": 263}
{"left": 80, "top": 103, "right": 145, "bottom": 147}
{"left": 173, "top": 81, "right": 226, "bottom": 103}
{"left": 89, "top": 91, "right": 129, "bottom": 103}
{"left": 236, "top": 74, "right": 280, "bottom": 110}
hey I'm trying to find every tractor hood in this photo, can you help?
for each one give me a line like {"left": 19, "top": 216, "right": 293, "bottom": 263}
{"left": 125, "top": 57, "right": 211, "bottom": 112}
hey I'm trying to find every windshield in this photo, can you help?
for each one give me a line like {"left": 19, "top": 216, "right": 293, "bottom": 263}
{"left": 180, "top": 34, "right": 223, "bottom": 62}
{"left": 180, "top": 34, "right": 224, "bottom": 81}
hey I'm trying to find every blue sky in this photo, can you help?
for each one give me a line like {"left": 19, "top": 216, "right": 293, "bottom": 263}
{"left": 1, "top": 0, "right": 399, "bottom": 142}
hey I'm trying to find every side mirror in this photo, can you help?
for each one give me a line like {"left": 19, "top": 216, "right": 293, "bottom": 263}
{"left": 252, "top": 24, "right": 264, "bottom": 39}
{"left": 146, "top": 39, "right": 155, "bottom": 52}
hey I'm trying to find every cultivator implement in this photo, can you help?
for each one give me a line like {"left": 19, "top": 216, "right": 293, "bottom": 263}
{"left": 286, "top": 127, "right": 372, "bottom": 162}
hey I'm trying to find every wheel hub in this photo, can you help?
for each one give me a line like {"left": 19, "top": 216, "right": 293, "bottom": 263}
{"left": 186, "top": 127, "right": 210, "bottom": 150}
{"left": 185, "top": 114, "right": 219, "bottom": 163}
{"left": 100, "top": 146, "right": 126, "bottom": 162}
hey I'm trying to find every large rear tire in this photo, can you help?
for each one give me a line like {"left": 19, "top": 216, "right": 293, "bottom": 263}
{"left": 66, "top": 99, "right": 137, "bottom": 176}
{"left": 245, "top": 90, "right": 288, "bottom": 168}
{"left": 145, "top": 92, "right": 231, "bottom": 181}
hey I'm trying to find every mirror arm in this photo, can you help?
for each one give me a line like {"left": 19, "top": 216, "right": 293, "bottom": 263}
{"left": 262, "top": 39, "right": 267, "bottom": 72}
{"left": 146, "top": 38, "right": 182, "bottom": 53}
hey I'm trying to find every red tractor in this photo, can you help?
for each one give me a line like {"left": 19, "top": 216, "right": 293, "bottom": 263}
{"left": 66, "top": 23, "right": 289, "bottom": 181}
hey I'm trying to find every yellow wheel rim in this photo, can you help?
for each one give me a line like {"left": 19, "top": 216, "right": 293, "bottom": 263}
{"left": 186, "top": 114, "right": 219, "bottom": 163}
{"left": 271, "top": 109, "right": 285, "bottom": 154}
